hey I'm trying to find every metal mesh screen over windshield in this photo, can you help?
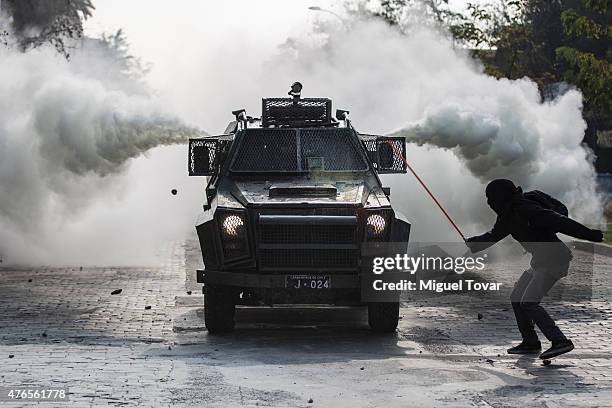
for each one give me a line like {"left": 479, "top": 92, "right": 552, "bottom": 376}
{"left": 231, "top": 129, "right": 298, "bottom": 172}
{"left": 230, "top": 128, "right": 368, "bottom": 172}
{"left": 300, "top": 129, "right": 367, "bottom": 171}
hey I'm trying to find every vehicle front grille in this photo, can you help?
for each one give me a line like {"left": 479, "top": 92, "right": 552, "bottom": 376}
{"left": 260, "top": 224, "right": 355, "bottom": 244}
{"left": 256, "top": 214, "right": 359, "bottom": 272}
{"left": 259, "top": 248, "right": 358, "bottom": 270}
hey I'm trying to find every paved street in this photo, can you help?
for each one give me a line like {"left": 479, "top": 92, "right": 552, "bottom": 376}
{"left": 0, "top": 240, "right": 611, "bottom": 407}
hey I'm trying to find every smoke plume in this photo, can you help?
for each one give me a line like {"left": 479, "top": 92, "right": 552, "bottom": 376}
{"left": 0, "top": 37, "right": 203, "bottom": 264}
{"left": 0, "top": 4, "right": 603, "bottom": 264}
{"left": 390, "top": 84, "right": 600, "bottom": 223}
{"left": 254, "top": 18, "right": 603, "bottom": 239}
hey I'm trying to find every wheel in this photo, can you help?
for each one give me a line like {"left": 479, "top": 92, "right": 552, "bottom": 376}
{"left": 204, "top": 285, "right": 236, "bottom": 334}
{"left": 367, "top": 302, "right": 399, "bottom": 333}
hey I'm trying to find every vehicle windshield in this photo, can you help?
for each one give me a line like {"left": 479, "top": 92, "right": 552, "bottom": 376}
{"left": 230, "top": 128, "right": 368, "bottom": 173}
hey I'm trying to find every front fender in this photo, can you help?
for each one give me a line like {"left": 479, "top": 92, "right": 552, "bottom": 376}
{"left": 391, "top": 211, "right": 411, "bottom": 242}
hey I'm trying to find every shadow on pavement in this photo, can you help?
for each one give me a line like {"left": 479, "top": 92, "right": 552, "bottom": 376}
{"left": 167, "top": 305, "right": 412, "bottom": 365}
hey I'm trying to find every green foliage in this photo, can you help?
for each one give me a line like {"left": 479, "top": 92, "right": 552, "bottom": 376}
{"left": 449, "top": 21, "right": 487, "bottom": 47}
{"left": 439, "top": 0, "right": 610, "bottom": 126}
{"left": 89, "top": 29, "right": 151, "bottom": 84}
{"left": 366, "top": 0, "right": 611, "bottom": 127}
{"left": 561, "top": 9, "right": 607, "bottom": 39}
{"left": 369, "top": 0, "right": 454, "bottom": 28}
{"left": 1, "top": 0, "right": 95, "bottom": 58}
{"left": 1, "top": 2, "right": 146, "bottom": 84}
{"left": 584, "top": 0, "right": 609, "bottom": 14}
{"left": 449, "top": 1, "right": 526, "bottom": 49}
{"left": 100, "top": 30, "right": 148, "bottom": 78}
{"left": 376, "top": 0, "right": 410, "bottom": 25}
{"left": 556, "top": 47, "right": 611, "bottom": 119}
{"left": 605, "top": 211, "right": 612, "bottom": 242}
{"left": 555, "top": 0, "right": 611, "bottom": 125}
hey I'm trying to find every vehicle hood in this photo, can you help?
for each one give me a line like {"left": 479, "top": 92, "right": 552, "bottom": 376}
{"left": 232, "top": 180, "right": 372, "bottom": 206}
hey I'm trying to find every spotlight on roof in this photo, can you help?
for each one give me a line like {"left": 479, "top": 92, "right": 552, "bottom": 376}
{"left": 288, "top": 82, "right": 303, "bottom": 99}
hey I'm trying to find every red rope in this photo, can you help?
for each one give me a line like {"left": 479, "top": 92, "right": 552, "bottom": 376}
{"left": 386, "top": 141, "right": 466, "bottom": 241}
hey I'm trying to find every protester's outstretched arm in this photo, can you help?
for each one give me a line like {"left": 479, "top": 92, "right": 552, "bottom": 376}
{"left": 465, "top": 217, "right": 510, "bottom": 253}
{"left": 517, "top": 204, "right": 603, "bottom": 242}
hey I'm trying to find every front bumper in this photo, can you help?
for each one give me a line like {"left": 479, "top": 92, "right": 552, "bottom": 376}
{"left": 197, "top": 269, "right": 360, "bottom": 289}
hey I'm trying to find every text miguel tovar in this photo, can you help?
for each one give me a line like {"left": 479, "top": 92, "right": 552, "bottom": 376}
{"left": 373, "top": 278, "right": 502, "bottom": 292}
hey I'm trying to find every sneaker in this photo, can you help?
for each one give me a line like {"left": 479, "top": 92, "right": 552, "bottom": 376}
{"left": 540, "top": 340, "right": 574, "bottom": 360}
{"left": 507, "top": 341, "right": 542, "bottom": 354}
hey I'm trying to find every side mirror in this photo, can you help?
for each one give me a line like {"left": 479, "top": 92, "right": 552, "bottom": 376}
{"left": 359, "top": 134, "right": 407, "bottom": 174}
{"left": 382, "top": 187, "right": 391, "bottom": 196}
{"left": 376, "top": 137, "right": 407, "bottom": 174}
{"left": 378, "top": 142, "right": 394, "bottom": 169}
{"left": 189, "top": 139, "right": 217, "bottom": 176}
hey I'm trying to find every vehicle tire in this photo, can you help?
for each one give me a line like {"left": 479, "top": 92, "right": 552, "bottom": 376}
{"left": 204, "top": 285, "right": 236, "bottom": 334}
{"left": 368, "top": 302, "right": 399, "bottom": 333}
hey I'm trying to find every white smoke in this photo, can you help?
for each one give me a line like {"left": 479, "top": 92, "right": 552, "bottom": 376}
{"left": 252, "top": 18, "right": 603, "bottom": 239}
{"left": 391, "top": 80, "right": 600, "bottom": 223}
{"left": 0, "top": 38, "right": 203, "bottom": 265}
{"left": 0, "top": 5, "right": 603, "bottom": 264}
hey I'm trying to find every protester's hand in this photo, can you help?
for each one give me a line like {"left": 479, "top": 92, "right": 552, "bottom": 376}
{"left": 587, "top": 229, "right": 604, "bottom": 242}
{"left": 464, "top": 237, "right": 476, "bottom": 253}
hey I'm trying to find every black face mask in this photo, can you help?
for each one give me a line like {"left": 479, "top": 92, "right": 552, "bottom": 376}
{"left": 485, "top": 179, "right": 519, "bottom": 216}
{"left": 487, "top": 196, "right": 506, "bottom": 215}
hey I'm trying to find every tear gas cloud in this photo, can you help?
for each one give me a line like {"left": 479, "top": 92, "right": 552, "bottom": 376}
{"left": 0, "top": 33, "right": 203, "bottom": 265}
{"left": 0, "top": 3, "right": 603, "bottom": 264}
{"left": 178, "top": 14, "right": 599, "bottom": 241}
{"left": 257, "top": 18, "right": 602, "bottom": 238}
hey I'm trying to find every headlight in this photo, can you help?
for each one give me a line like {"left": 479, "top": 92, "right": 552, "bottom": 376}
{"left": 222, "top": 214, "right": 244, "bottom": 237}
{"left": 217, "top": 211, "right": 249, "bottom": 261}
{"left": 366, "top": 214, "right": 386, "bottom": 236}
{"left": 364, "top": 211, "right": 391, "bottom": 241}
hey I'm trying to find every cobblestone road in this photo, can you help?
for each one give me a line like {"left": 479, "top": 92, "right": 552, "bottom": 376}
{"left": 0, "top": 241, "right": 610, "bottom": 407}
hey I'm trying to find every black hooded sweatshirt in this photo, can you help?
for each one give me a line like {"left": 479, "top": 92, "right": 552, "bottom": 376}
{"left": 467, "top": 191, "right": 595, "bottom": 270}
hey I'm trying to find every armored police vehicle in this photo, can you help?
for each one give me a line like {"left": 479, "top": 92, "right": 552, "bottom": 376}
{"left": 188, "top": 83, "right": 410, "bottom": 333}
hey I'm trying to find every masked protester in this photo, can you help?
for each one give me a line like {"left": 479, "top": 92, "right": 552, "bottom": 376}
{"left": 466, "top": 179, "right": 603, "bottom": 359}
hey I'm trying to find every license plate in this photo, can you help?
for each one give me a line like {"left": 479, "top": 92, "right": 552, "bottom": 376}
{"left": 286, "top": 275, "right": 331, "bottom": 289}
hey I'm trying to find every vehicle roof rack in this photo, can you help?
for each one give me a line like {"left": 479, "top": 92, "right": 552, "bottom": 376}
{"left": 261, "top": 97, "right": 335, "bottom": 128}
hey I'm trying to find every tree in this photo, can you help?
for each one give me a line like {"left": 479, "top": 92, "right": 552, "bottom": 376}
{"left": 366, "top": 0, "right": 459, "bottom": 30}
{"left": 556, "top": 0, "right": 611, "bottom": 126}
{"left": 444, "top": 1, "right": 543, "bottom": 80}
{"left": 77, "top": 29, "right": 151, "bottom": 92}
{"left": 1, "top": 0, "right": 94, "bottom": 58}
{"left": 370, "top": 0, "right": 610, "bottom": 127}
